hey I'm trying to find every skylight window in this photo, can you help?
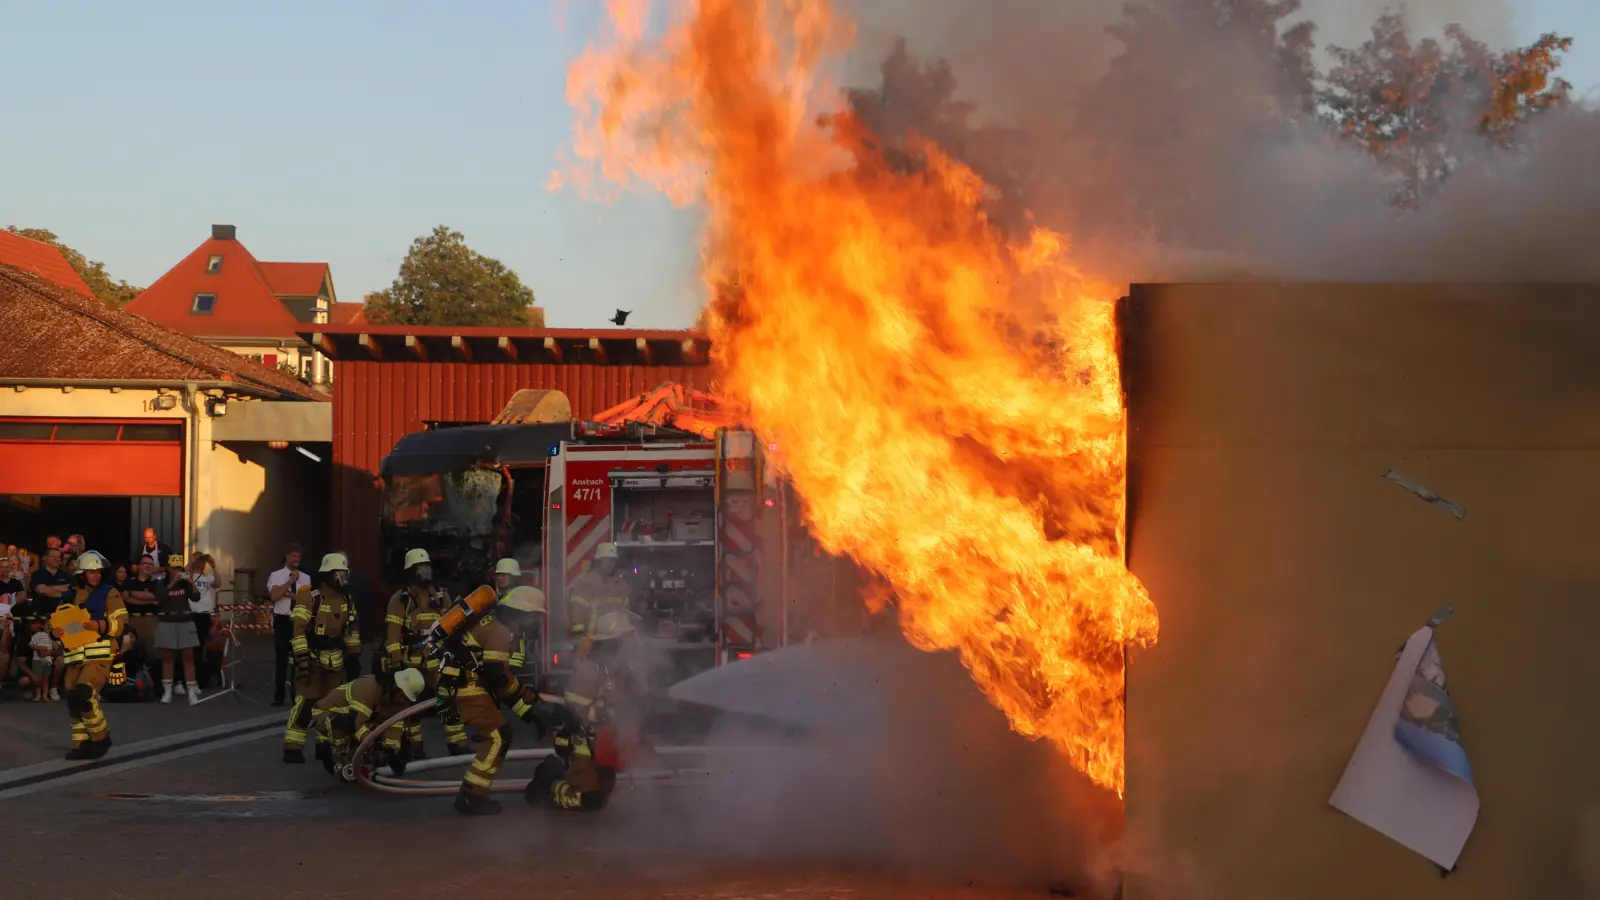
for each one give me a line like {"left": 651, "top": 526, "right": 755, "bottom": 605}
{"left": 206, "top": 254, "right": 223, "bottom": 274}
{"left": 192, "top": 293, "right": 217, "bottom": 314}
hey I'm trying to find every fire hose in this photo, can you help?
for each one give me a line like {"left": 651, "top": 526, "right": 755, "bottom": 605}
{"left": 350, "top": 697, "right": 739, "bottom": 796}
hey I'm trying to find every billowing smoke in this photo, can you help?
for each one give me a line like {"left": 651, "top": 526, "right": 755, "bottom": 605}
{"left": 835, "top": 0, "right": 1597, "bottom": 283}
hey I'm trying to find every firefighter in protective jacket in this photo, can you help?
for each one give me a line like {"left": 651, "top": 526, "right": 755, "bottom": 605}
{"left": 282, "top": 553, "right": 363, "bottom": 764}
{"left": 565, "top": 542, "right": 631, "bottom": 649}
{"left": 435, "top": 578, "right": 555, "bottom": 815}
{"left": 54, "top": 551, "right": 127, "bottom": 760}
{"left": 383, "top": 548, "right": 465, "bottom": 757}
{"left": 528, "top": 608, "right": 643, "bottom": 811}
{"left": 313, "top": 666, "right": 426, "bottom": 782}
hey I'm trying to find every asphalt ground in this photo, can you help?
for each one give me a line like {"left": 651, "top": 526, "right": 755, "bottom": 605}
{"left": 0, "top": 702, "right": 1082, "bottom": 900}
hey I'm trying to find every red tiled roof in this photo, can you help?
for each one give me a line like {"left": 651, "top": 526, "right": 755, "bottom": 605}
{"left": 259, "top": 261, "right": 329, "bottom": 297}
{"left": 329, "top": 302, "right": 366, "bottom": 325}
{"left": 0, "top": 230, "right": 93, "bottom": 297}
{"left": 0, "top": 264, "right": 325, "bottom": 400}
{"left": 126, "top": 234, "right": 309, "bottom": 339}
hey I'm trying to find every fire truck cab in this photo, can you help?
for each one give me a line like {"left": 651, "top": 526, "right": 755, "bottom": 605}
{"left": 377, "top": 391, "right": 788, "bottom": 690}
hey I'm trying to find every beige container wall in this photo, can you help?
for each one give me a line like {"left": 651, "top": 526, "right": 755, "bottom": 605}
{"left": 1119, "top": 283, "right": 1600, "bottom": 900}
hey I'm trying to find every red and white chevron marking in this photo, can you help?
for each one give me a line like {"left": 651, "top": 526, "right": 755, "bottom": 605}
{"left": 723, "top": 552, "right": 757, "bottom": 585}
{"left": 723, "top": 516, "right": 756, "bottom": 553}
{"left": 723, "top": 614, "right": 758, "bottom": 646}
{"left": 565, "top": 513, "right": 612, "bottom": 584}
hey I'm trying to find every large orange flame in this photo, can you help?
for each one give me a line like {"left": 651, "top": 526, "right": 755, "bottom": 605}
{"left": 557, "top": 0, "right": 1158, "bottom": 795}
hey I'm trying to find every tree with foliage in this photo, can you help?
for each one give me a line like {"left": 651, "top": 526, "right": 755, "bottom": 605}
{"left": 1321, "top": 12, "right": 1573, "bottom": 208}
{"left": 362, "top": 225, "right": 543, "bottom": 327}
{"left": 5, "top": 227, "right": 143, "bottom": 306}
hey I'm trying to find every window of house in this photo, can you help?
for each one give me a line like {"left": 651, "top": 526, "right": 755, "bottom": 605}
{"left": 192, "top": 293, "right": 216, "bottom": 314}
{"left": 206, "top": 254, "right": 223, "bottom": 274}
{"left": 301, "top": 357, "right": 314, "bottom": 380}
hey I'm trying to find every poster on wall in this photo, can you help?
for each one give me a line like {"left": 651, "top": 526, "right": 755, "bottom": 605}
{"left": 1329, "top": 614, "right": 1479, "bottom": 870}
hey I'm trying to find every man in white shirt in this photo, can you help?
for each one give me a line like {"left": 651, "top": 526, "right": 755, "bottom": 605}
{"left": 265, "top": 544, "right": 311, "bottom": 707}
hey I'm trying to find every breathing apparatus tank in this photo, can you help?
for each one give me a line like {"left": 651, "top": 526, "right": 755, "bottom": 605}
{"left": 420, "top": 584, "right": 500, "bottom": 660}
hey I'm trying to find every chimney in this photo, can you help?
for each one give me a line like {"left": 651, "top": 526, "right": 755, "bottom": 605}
{"left": 212, "top": 224, "right": 236, "bottom": 241}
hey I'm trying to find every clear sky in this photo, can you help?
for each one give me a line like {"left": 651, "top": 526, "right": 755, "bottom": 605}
{"left": 2, "top": 0, "right": 1594, "bottom": 331}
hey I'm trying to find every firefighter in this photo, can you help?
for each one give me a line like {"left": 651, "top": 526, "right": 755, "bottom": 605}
{"left": 313, "top": 666, "right": 426, "bottom": 782}
{"left": 434, "top": 579, "right": 557, "bottom": 815}
{"left": 528, "top": 608, "right": 644, "bottom": 812}
{"left": 282, "top": 553, "right": 364, "bottom": 764}
{"left": 54, "top": 551, "right": 127, "bottom": 760}
{"left": 383, "top": 549, "right": 465, "bottom": 757}
{"left": 565, "top": 543, "right": 631, "bottom": 651}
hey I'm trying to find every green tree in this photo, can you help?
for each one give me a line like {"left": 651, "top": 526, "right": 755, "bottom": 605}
{"left": 363, "top": 225, "right": 542, "bottom": 327}
{"left": 1321, "top": 13, "right": 1573, "bottom": 208}
{"left": 5, "top": 227, "right": 143, "bottom": 305}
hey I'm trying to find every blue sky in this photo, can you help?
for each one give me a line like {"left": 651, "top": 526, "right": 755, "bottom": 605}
{"left": 2, "top": 0, "right": 1594, "bottom": 331}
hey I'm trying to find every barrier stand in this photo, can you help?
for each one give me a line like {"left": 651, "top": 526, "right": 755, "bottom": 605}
{"left": 349, "top": 698, "right": 728, "bottom": 797}
{"left": 193, "top": 590, "right": 275, "bottom": 707}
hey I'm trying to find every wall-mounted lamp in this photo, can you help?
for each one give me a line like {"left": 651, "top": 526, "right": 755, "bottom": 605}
{"left": 206, "top": 397, "right": 228, "bottom": 417}
{"left": 151, "top": 394, "right": 178, "bottom": 411}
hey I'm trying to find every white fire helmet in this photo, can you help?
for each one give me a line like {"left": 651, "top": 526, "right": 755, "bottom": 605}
{"left": 77, "top": 551, "right": 109, "bottom": 572}
{"left": 393, "top": 668, "right": 426, "bottom": 702}
{"left": 593, "top": 543, "right": 618, "bottom": 561}
{"left": 320, "top": 553, "right": 350, "bottom": 573}
{"left": 499, "top": 585, "right": 546, "bottom": 614}
{"left": 493, "top": 558, "right": 521, "bottom": 578}
{"left": 591, "top": 609, "right": 635, "bottom": 641}
{"left": 403, "top": 548, "right": 430, "bottom": 570}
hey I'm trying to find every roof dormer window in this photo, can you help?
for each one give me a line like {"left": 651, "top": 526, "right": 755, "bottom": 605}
{"left": 206, "top": 254, "right": 223, "bottom": 274}
{"left": 192, "top": 293, "right": 216, "bottom": 315}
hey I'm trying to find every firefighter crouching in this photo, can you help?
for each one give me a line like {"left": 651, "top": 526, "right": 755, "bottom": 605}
{"left": 53, "top": 551, "right": 127, "bottom": 760}
{"left": 282, "top": 553, "right": 364, "bottom": 764}
{"left": 312, "top": 667, "right": 426, "bottom": 782}
{"left": 529, "top": 609, "right": 643, "bottom": 812}
{"left": 435, "top": 574, "right": 556, "bottom": 815}
{"left": 565, "top": 542, "right": 631, "bottom": 651}
{"left": 383, "top": 549, "right": 466, "bottom": 758}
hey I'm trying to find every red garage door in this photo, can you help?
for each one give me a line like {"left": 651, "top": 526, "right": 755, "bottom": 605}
{"left": 0, "top": 419, "right": 184, "bottom": 496}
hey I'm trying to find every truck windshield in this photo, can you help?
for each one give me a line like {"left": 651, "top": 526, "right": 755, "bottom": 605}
{"left": 381, "top": 469, "right": 504, "bottom": 536}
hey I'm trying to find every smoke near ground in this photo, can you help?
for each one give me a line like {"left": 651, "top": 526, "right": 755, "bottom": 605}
{"left": 837, "top": 0, "right": 1597, "bottom": 283}
{"left": 634, "top": 632, "right": 1125, "bottom": 896}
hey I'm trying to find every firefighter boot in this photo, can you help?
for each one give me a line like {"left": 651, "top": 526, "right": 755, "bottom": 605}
{"left": 84, "top": 738, "right": 112, "bottom": 761}
{"left": 64, "top": 744, "right": 94, "bottom": 761}
{"left": 316, "top": 741, "right": 335, "bottom": 775}
{"left": 454, "top": 785, "right": 502, "bottom": 816}
{"left": 526, "top": 756, "right": 565, "bottom": 807}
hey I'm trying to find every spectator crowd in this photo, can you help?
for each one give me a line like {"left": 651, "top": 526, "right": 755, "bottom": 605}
{"left": 0, "top": 527, "right": 222, "bottom": 705}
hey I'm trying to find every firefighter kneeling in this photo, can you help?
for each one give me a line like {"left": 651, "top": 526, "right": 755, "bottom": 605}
{"left": 312, "top": 667, "right": 426, "bottom": 782}
{"left": 528, "top": 609, "right": 641, "bottom": 812}
{"left": 434, "top": 573, "right": 555, "bottom": 815}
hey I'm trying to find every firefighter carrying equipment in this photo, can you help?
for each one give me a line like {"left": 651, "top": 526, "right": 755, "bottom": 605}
{"left": 494, "top": 558, "right": 522, "bottom": 578}
{"left": 534, "top": 612, "right": 641, "bottom": 811}
{"left": 321, "top": 553, "right": 350, "bottom": 572}
{"left": 283, "top": 579, "right": 363, "bottom": 762}
{"left": 440, "top": 604, "right": 558, "bottom": 815}
{"left": 566, "top": 545, "right": 630, "bottom": 640}
{"left": 58, "top": 569, "right": 126, "bottom": 760}
{"left": 403, "top": 548, "right": 431, "bottom": 570}
{"left": 384, "top": 576, "right": 463, "bottom": 756}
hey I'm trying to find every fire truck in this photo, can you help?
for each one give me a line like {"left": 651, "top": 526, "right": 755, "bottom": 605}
{"left": 376, "top": 385, "right": 790, "bottom": 687}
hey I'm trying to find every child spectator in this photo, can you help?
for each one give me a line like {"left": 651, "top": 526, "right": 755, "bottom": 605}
{"left": 27, "top": 621, "right": 55, "bottom": 702}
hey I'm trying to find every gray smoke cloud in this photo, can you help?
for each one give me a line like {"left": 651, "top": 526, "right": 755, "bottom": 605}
{"left": 835, "top": 0, "right": 1598, "bottom": 283}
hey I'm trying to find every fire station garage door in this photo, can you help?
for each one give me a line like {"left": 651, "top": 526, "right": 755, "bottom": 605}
{"left": 0, "top": 419, "right": 184, "bottom": 496}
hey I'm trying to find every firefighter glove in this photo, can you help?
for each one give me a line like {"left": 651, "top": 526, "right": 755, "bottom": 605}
{"left": 521, "top": 702, "right": 557, "bottom": 739}
{"left": 434, "top": 698, "right": 462, "bottom": 727}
